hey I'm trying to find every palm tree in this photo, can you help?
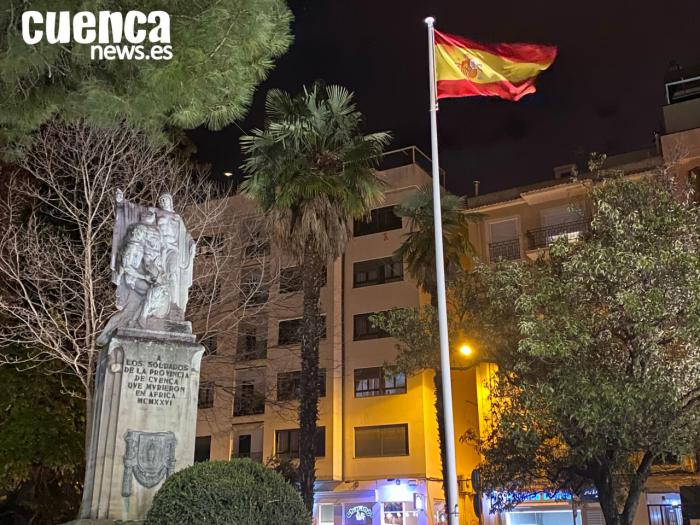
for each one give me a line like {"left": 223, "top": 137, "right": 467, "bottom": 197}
{"left": 240, "top": 83, "right": 390, "bottom": 511}
{"left": 395, "top": 185, "right": 480, "bottom": 303}
{"left": 393, "top": 185, "right": 481, "bottom": 515}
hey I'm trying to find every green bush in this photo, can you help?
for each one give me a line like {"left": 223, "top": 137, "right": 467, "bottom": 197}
{"left": 145, "top": 459, "right": 310, "bottom": 525}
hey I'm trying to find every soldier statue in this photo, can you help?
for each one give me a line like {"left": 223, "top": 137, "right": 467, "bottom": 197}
{"left": 96, "top": 190, "right": 195, "bottom": 346}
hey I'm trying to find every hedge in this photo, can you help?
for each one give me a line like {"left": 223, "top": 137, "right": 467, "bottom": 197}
{"left": 145, "top": 459, "right": 310, "bottom": 525}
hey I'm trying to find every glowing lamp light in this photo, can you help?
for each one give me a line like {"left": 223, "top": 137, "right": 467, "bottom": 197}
{"left": 459, "top": 344, "right": 474, "bottom": 357}
{"left": 223, "top": 171, "right": 234, "bottom": 177}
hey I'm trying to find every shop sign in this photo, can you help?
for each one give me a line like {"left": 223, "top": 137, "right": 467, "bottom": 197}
{"left": 491, "top": 488, "right": 598, "bottom": 506}
{"left": 346, "top": 503, "right": 374, "bottom": 524}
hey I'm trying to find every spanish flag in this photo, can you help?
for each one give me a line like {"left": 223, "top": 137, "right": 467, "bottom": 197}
{"left": 435, "top": 30, "right": 557, "bottom": 101}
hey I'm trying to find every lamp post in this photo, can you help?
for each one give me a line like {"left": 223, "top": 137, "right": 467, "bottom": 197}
{"left": 459, "top": 344, "right": 474, "bottom": 358}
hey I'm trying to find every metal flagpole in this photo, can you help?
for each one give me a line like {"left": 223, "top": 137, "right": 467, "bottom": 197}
{"left": 425, "top": 16, "right": 460, "bottom": 525}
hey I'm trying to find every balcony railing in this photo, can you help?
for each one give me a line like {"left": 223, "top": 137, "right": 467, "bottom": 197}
{"left": 234, "top": 451, "right": 263, "bottom": 463}
{"left": 489, "top": 239, "right": 521, "bottom": 263}
{"left": 526, "top": 218, "right": 591, "bottom": 250}
{"left": 375, "top": 146, "right": 446, "bottom": 182}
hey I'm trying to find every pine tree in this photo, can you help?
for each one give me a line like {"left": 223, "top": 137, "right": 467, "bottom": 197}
{"left": 0, "top": 0, "right": 292, "bottom": 159}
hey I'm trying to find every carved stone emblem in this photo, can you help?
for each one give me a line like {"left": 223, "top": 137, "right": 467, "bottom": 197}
{"left": 121, "top": 430, "right": 177, "bottom": 497}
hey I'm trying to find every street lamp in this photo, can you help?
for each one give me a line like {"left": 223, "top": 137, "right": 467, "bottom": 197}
{"left": 459, "top": 343, "right": 474, "bottom": 357}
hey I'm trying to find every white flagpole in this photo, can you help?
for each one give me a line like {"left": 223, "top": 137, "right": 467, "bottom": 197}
{"left": 425, "top": 16, "right": 460, "bottom": 525}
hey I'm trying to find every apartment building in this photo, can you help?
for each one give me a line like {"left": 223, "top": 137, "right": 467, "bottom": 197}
{"left": 466, "top": 70, "right": 700, "bottom": 525}
{"left": 194, "top": 70, "right": 700, "bottom": 525}
{"left": 194, "top": 148, "right": 478, "bottom": 525}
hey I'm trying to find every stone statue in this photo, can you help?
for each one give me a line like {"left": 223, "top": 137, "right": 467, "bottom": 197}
{"left": 96, "top": 191, "right": 196, "bottom": 346}
{"left": 81, "top": 191, "right": 203, "bottom": 522}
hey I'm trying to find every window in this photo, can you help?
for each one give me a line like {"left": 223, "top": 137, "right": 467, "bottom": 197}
{"left": 277, "top": 369, "right": 327, "bottom": 401}
{"left": 353, "top": 312, "right": 389, "bottom": 340}
{"left": 527, "top": 205, "right": 589, "bottom": 250}
{"left": 237, "top": 323, "right": 267, "bottom": 361}
{"left": 508, "top": 510, "right": 582, "bottom": 525}
{"left": 654, "top": 452, "right": 683, "bottom": 466}
{"left": 233, "top": 433, "right": 262, "bottom": 462}
{"left": 488, "top": 218, "right": 520, "bottom": 262}
{"left": 355, "top": 424, "right": 408, "bottom": 457}
{"left": 236, "top": 434, "right": 251, "bottom": 458}
{"left": 196, "top": 234, "right": 224, "bottom": 257}
{"left": 278, "top": 316, "right": 326, "bottom": 345}
{"left": 280, "top": 266, "right": 303, "bottom": 294}
{"left": 383, "top": 501, "right": 420, "bottom": 525}
{"left": 239, "top": 270, "right": 269, "bottom": 306}
{"left": 202, "top": 335, "right": 218, "bottom": 357}
{"left": 354, "top": 367, "right": 406, "bottom": 397}
{"left": 648, "top": 505, "right": 682, "bottom": 525}
{"left": 318, "top": 503, "right": 335, "bottom": 525}
{"left": 197, "top": 381, "right": 215, "bottom": 409}
{"left": 354, "top": 206, "right": 402, "bottom": 236}
{"left": 233, "top": 381, "right": 265, "bottom": 417}
{"left": 280, "top": 266, "right": 327, "bottom": 293}
{"left": 278, "top": 318, "right": 303, "bottom": 345}
{"left": 353, "top": 256, "right": 403, "bottom": 288}
{"left": 275, "top": 427, "right": 325, "bottom": 459}
{"left": 194, "top": 436, "right": 211, "bottom": 462}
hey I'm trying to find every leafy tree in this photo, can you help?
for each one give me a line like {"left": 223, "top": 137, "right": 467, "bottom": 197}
{"left": 0, "top": 357, "right": 85, "bottom": 524}
{"left": 0, "top": 0, "right": 292, "bottom": 158}
{"left": 240, "top": 83, "right": 390, "bottom": 510}
{"left": 464, "top": 174, "right": 700, "bottom": 525}
{"left": 381, "top": 187, "right": 480, "bottom": 512}
{"left": 373, "top": 173, "right": 700, "bottom": 525}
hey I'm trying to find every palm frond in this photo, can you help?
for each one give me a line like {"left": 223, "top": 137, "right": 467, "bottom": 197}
{"left": 239, "top": 83, "right": 391, "bottom": 261}
{"left": 393, "top": 185, "right": 483, "bottom": 294}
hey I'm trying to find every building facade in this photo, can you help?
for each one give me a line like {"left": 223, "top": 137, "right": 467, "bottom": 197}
{"left": 194, "top": 75, "right": 700, "bottom": 525}
{"left": 466, "top": 77, "right": 700, "bottom": 525}
{"left": 195, "top": 148, "right": 472, "bottom": 525}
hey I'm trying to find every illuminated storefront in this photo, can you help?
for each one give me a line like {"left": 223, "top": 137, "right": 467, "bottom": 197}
{"left": 483, "top": 491, "right": 684, "bottom": 525}
{"left": 315, "top": 478, "right": 434, "bottom": 525}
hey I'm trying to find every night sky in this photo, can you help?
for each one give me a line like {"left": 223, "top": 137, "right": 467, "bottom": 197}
{"left": 190, "top": 0, "right": 700, "bottom": 196}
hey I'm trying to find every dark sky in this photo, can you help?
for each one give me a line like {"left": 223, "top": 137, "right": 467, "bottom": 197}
{"left": 190, "top": 0, "right": 700, "bottom": 196}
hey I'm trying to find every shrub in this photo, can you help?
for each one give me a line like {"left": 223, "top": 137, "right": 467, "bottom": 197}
{"left": 145, "top": 459, "right": 310, "bottom": 525}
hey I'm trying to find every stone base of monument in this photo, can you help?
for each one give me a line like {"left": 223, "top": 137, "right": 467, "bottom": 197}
{"left": 78, "top": 324, "right": 203, "bottom": 522}
{"left": 63, "top": 519, "right": 144, "bottom": 525}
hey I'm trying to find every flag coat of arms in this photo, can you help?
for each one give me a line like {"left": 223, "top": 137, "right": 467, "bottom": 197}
{"left": 434, "top": 30, "right": 557, "bottom": 101}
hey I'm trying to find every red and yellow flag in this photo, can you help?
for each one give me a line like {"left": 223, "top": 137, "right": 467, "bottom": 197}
{"left": 434, "top": 30, "right": 557, "bottom": 101}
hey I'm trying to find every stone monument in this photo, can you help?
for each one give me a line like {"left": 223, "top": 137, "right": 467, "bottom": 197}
{"left": 77, "top": 191, "right": 203, "bottom": 523}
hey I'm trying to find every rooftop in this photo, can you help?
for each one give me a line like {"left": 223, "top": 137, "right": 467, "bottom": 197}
{"left": 465, "top": 147, "right": 661, "bottom": 209}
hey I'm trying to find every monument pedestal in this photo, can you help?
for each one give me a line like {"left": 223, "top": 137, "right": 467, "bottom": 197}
{"left": 79, "top": 325, "right": 203, "bottom": 522}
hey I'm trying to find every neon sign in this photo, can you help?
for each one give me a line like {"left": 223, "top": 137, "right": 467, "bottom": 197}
{"left": 346, "top": 504, "right": 373, "bottom": 522}
{"left": 491, "top": 488, "right": 598, "bottom": 505}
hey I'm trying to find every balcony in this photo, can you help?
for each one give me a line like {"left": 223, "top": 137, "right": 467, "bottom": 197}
{"left": 233, "top": 391, "right": 265, "bottom": 417}
{"left": 489, "top": 239, "right": 521, "bottom": 263}
{"left": 526, "top": 218, "right": 591, "bottom": 250}
{"left": 237, "top": 337, "right": 267, "bottom": 362}
{"left": 233, "top": 451, "right": 263, "bottom": 463}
